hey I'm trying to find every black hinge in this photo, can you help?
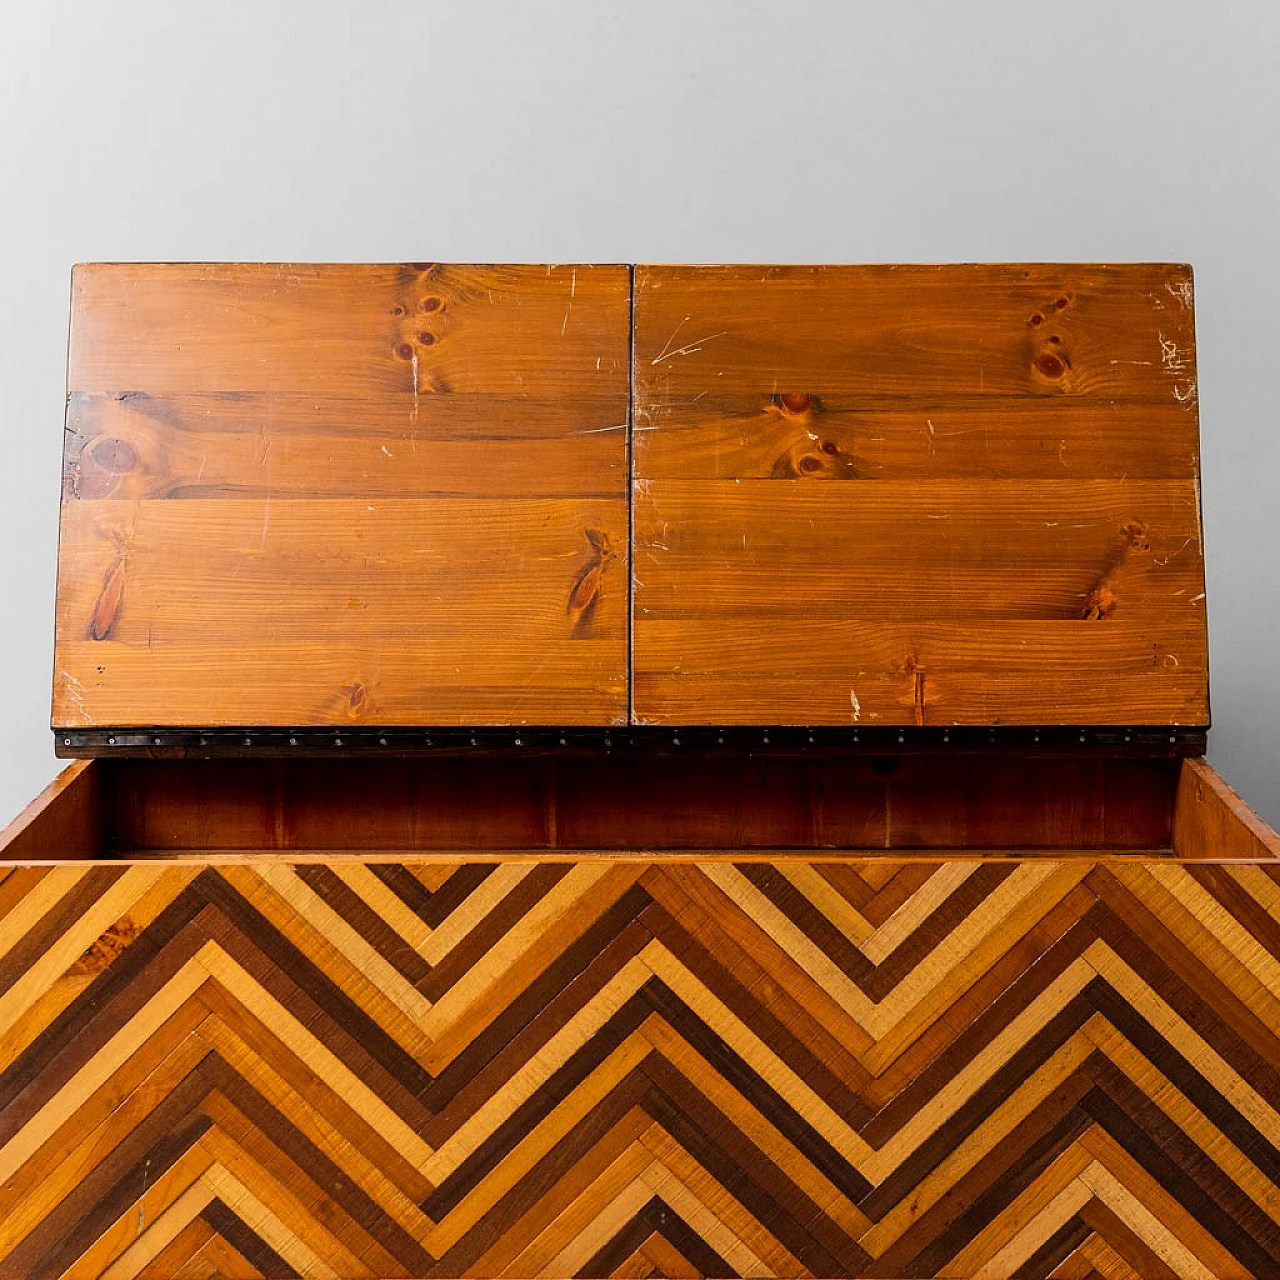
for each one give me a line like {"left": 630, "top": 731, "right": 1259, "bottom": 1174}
{"left": 55, "top": 725, "right": 1209, "bottom": 758}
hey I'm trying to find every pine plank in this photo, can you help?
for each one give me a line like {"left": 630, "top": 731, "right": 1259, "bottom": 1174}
{"left": 632, "top": 263, "right": 1207, "bottom": 728}
{"left": 57, "top": 263, "right": 630, "bottom": 730}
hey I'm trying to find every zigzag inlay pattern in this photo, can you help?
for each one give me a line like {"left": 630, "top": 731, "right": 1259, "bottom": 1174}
{"left": 1, "top": 859, "right": 1279, "bottom": 1278}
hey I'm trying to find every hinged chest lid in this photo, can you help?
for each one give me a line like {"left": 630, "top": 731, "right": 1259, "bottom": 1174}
{"left": 55, "top": 263, "right": 632, "bottom": 735}
{"left": 53, "top": 262, "right": 1208, "bottom": 745}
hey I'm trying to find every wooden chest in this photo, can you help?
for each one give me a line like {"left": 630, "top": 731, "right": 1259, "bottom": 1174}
{"left": 2, "top": 263, "right": 1277, "bottom": 1279}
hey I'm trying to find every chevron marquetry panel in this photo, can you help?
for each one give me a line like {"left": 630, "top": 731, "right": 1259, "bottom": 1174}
{"left": 1, "top": 859, "right": 1279, "bottom": 1279}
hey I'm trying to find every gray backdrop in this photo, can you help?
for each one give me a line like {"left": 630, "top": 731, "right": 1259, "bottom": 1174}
{"left": 2, "top": 0, "right": 1276, "bottom": 827}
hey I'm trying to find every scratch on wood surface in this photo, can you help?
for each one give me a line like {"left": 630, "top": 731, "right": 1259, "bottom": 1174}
{"left": 137, "top": 1156, "right": 150, "bottom": 1231}
{"left": 410, "top": 351, "right": 420, "bottom": 427}
{"left": 381, "top": 445, "right": 394, "bottom": 458}
{"left": 1159, "top": 334, "right": 1187, "bottom": 375}
{"left": 61, "top": 671, "right": 93, "bottom": 724}
{"left": 572, "top": 423, "right": 627, "bottom": 436}
{"left": 1166, "top": 277, "right": 1194, "bottom": 310}
{"left": 260, "top": 496, "right": 272, "bottom": 547}
{"left": 650, "top": 315, "right": 691, "bottom": 365}
{"left": 1154, "top": 538, "right": 1193, "bottom": 566}
{"left": 651, "top": 332, "right": 727, "bottom": 365}
{"left": 849, "top": 690, "right": 861, "bottom": 722}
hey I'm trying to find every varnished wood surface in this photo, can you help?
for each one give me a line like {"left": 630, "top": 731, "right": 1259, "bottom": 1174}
{"left": 0, "top": 761, "right": 102, "bottom": 858}
{"left": 632, "top": 264, "right": 1208, "bottom": 728}
{"left": 0, "top": 757, "right": 1180, "bottom": 854}
{"left": 1174, "top": 757, "right": 1280, "bottom": 859}
{"left": 0, "top": 854, "right": 1277, "bottom": 1277}
{"left": 56, "top": 263, "right": 630, "bottom": 729}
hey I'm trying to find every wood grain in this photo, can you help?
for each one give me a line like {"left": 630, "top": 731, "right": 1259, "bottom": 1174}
{"left": 0, "top": 756, "right": 1179, "bottom": 854}
{"left": 0, "top": 856, "right": 1277, "bottom": 1277}
{"left": 56, "top": 263, "right": 630, "bottom": 730}
{"left": 0, "top": 761, "right": 103, "bottom": 858}
{"left": 632, "top": 264, "right": 1208, "bottom": 728}
{"left": 1173, "top": 757, "right": 1280, "bottom": 859}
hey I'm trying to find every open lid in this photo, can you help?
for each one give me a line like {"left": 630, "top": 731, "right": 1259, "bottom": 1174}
{"left": 631, "top": 264, "right": 1208, "bottom": 731}
{"left": 53, "top": 262, "right": 1208, "bottom": 746}
{"left": 54, "top": 263, "right": 631, "bottom": 736}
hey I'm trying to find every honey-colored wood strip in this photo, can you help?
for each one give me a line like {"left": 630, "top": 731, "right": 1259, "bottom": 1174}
{"left": 635, "top": 480, "right": 1201, "bottom": 617}
{"left": 66, "top": 392, "right": 625, "bottom": 502}
{"left": 635, "top": 621, "right": 1206, "bottom": 727}
{"left": 54, "top": 495, "right": 627, "bottom": 729}
{"left": 55, "top": 638, "right": 626, "bottom": 729}
{"left": 632, "top": 481, "right": 1204, "bottom": 726}
{"left": 58, "top": 263, "right": 629, "bottom": 730}
{"left": 633, "top": 264, "right": 1206, "bottom": 729}
{"left": 634, "top": 264, "right": 1196, "bottom": 407}
{"left": 636, "top": 398, "right": 1198, "bottom": 483}
{"left": 57, "top": 498, "right": 628, "bottom": 652}
{"left": 69, "top": 263, "right": 629, "bottom": 397}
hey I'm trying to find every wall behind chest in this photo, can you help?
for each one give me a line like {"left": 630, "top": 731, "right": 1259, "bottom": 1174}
{"left": 1, "top": 2, "right": 1277, "bottom": 818}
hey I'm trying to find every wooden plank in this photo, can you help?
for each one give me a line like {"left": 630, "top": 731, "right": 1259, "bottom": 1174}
{"left": 56, "top": 263, "right": 630, "bottom": 730}
{"left": 1173, "top": 758, "right": 1280, "bottom": 860}
{"left": 68, "top": 263, "right": 628, "bottom": 398}
{"left": 0, "top": 762, "right": 103, "bottom": 857}
{"left": 633, "top": 264, "right": 1208, "bottom": 728}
